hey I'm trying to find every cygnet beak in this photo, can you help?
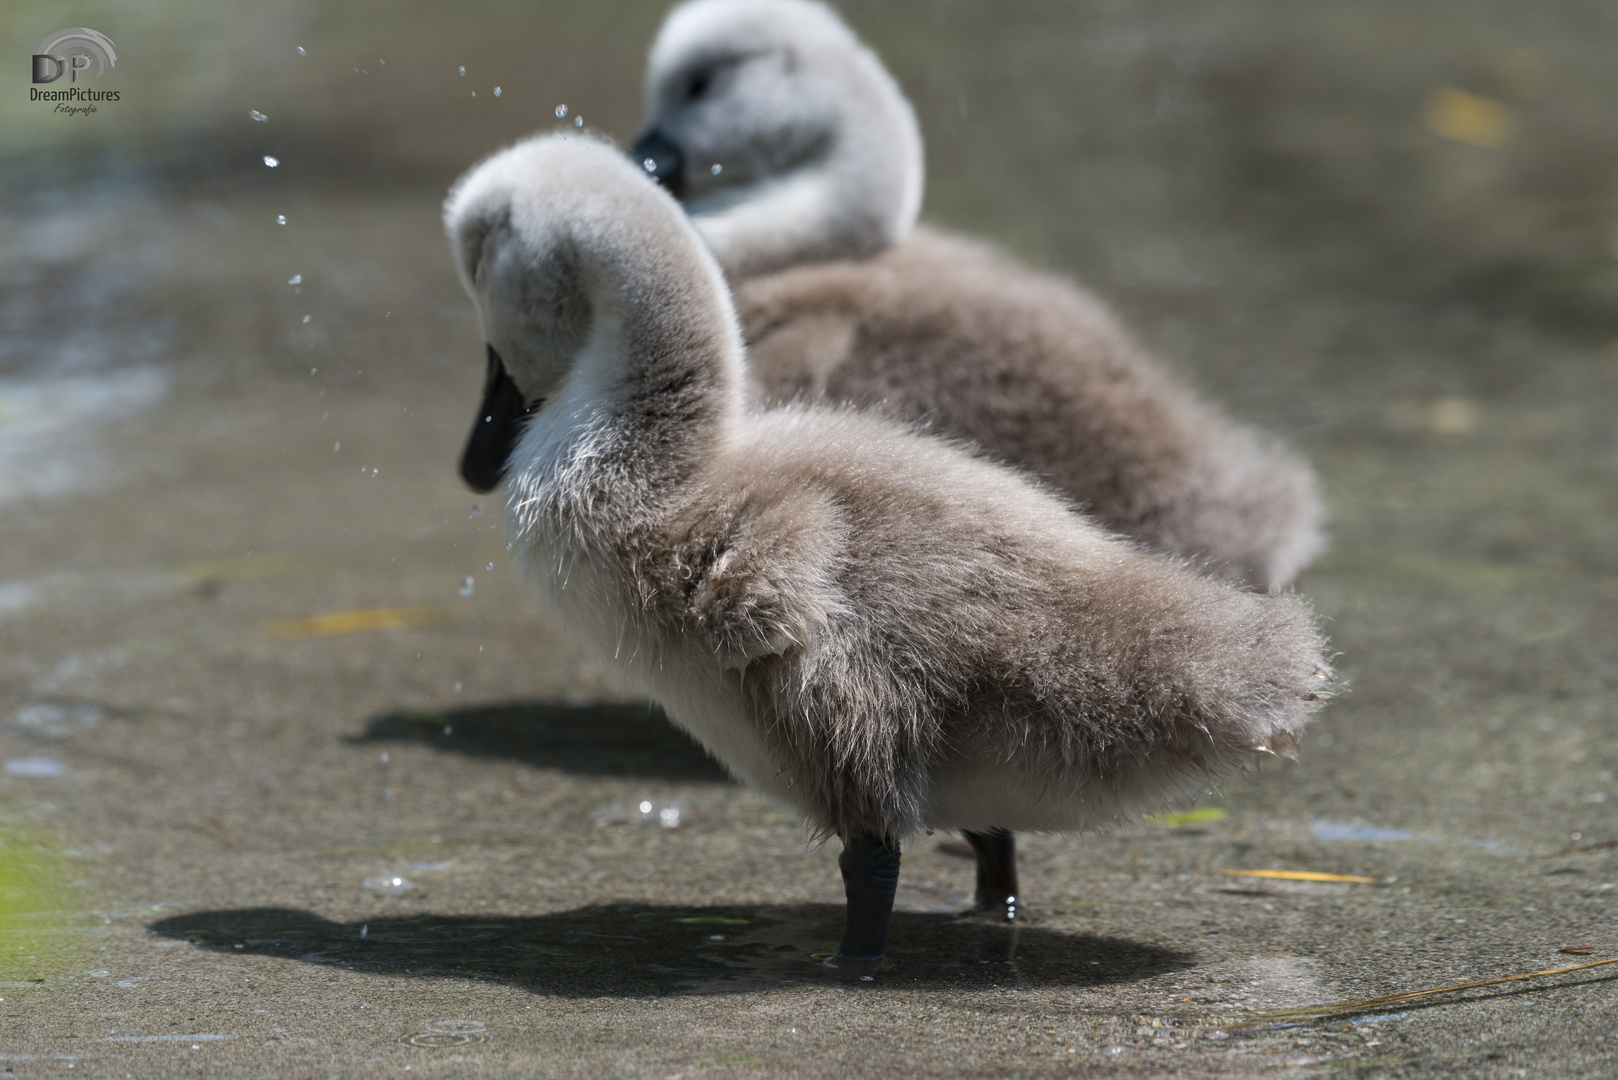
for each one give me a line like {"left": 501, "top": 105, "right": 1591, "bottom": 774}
{"left": 460, "top": 345, "right": 538, "bottom": 493}
{"left": 628, "top": 128, "right": 685, "bottom": 196}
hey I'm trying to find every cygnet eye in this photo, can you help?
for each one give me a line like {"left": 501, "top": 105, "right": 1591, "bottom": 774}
{"left": 686, "top": 70, "right": 711, "bottom": 100}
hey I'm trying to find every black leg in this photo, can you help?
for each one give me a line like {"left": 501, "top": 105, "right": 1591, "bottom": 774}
{"left": 832, "top": 833, "right": 902, "bottom": 977}
{"left": 963, "top": 828, "right": 1021, "bottom": 921}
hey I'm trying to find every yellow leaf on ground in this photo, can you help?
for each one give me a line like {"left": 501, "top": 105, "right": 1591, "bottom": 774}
{"left": 1220, "top": 869, "right": 1379, "bottom": 884}
{"left": 259, "top": 605, "right": 462, "bottom": 638}
{"left": 1424, "top": 86, "right": 1514, "bottom": 148}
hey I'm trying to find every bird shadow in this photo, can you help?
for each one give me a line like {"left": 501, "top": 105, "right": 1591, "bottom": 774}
{"left": 348, "top": 699, "right": 732, "bottom": 783}
{"left": 149, "top": 902, "right": 1191, "bottom": 997}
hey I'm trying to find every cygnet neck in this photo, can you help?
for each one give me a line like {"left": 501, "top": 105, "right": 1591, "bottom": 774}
{"left": 689, "top": 74, "right": 922, "bottom": 279}
{"left": 516, "top": 213, "right": 746, "bottom": 518}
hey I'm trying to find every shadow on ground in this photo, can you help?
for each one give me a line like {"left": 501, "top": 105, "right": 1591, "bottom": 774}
{"left": 150, "top": 902, "right": 1190, "bottom": 996}
{"left": 350, "top": 700, "right": 732, "bottom": 782}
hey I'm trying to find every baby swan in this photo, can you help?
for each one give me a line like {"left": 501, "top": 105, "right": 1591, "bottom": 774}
{"left": 631, "top": 0, "right": 1324, "bottom": 594}
{"left": 445, "top": 135, "right": 1332, "bottom": 973}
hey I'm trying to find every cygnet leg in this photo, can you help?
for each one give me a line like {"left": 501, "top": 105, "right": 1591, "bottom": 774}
{"left": 963, "top": 828, "right": 1021, "bottom": 920}
{"left": 832, "top": 833, "right": 902, "bottom": 977}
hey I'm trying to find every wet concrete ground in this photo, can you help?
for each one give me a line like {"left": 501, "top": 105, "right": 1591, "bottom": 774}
{"left": 4, "top": 1, "right": 1618, "bottom": 1076}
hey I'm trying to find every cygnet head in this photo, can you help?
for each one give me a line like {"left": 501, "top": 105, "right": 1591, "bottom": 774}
{"left": 443, "top": 133, "right": 742, "bottom": 491}
{"left": 631, "top": 0, "right": 923, "bottom": 277}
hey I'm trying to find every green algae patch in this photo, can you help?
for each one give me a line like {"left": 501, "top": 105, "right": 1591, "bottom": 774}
{"left": 1147, "top": 807, "right": 1228, "bottom": 827}
{"left": 0, "top": 825, "right": 79, "bottom": 984}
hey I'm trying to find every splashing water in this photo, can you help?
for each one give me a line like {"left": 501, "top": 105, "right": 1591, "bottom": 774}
{"left": 301, "top": 315, "right": 311, "bottom": 324}
{"left": 262, "top": 156, "right": 279, "bottom": 168}
{"left": 249, "top": 109, "right": 267, "bottom": 123}
{"left": 296, "top": 46, "right": 306, "bottom": 56}
{"left": 458, "top": 65, "right": 465, "bottom": 76}
{"left": 555, "top": 104, "right": 568, "bottom": 118}
{"left": 459, "top": 576, "right": 474, "bottom": 597}
{"left": 493, "top": 86, "right": 502, "bottom": 97}
{"left": 643, "top": 158, "right": 657, "bottom": 172}
{"left": 287, "top": 274, "right": 302, "bottom": 285}
{"left": 486, "top": 562, "right": 493, "bottom": 571}
{"left": 471, "top": 503, "right": 482, "bottom": 517}
{"left": 276, "top": 214, "right": 286, "bottom": 225}
{"left": 711, "top": 163, "right": 722, "bottom": 175}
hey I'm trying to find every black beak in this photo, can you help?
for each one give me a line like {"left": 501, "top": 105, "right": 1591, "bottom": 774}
{"left": 459, "top": 345, "right": 537, "bottom": 494}
{"left": 629, "top": 129, "right": 686, "bottom": 197}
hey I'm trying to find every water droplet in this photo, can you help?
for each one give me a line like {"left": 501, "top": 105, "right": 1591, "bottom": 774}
{"left": 288, "top": 273, "right": 302, "bottom": 285}
{"left": 658, "top": 806, "right": 681, "bottom": 828}
{"left": 492, "top": 86, "right": 502, "bottom": 97}
{"left": 574, "top": 115, "right": 583, "bottom": 127}
{"left": 302, "top": 315, "right": 311, "bottom": 324}
{"left": 471, "top": 503, "right": 483, "bottom": 517}
{"left": 296, "top": 46, "right": 306, "bottom": 56}
{"left": 360, "top": 924, "right": 368, "bottom": 938}
{"left": 555, "top": 104, "right": 568, "bottom": 118}
{"left": 310, "top": 367, "right": 317, "bottom": 375}
{"left": 379, "top": 752, "right": 389, "bottom": 765}
{"left": 332, "top": 441, "right": 341, "bottom": 452}
{"left": 638, "top": 800, "right": 653, "bottom": 815}
{"left": 505, "top": 541, "right": 513, "bottom": 551}
{"left": 249, "top": 109, "right": 268, "bottom": 123}
{"left": 459, "top": 576, "right": 474, "bottom": 597}
{"left": 470, "top": 91, "right": 476, "bottom": 97}
{"left": 362, "top": 875, "right": 413, "bottom": 895}
{"left": 263, "top": 155, "right": 280, "bottom": 168}
{"left": 459, "top": 65, "right": 466, "bottom": 76}
{"left": 486, "top": 562, "right": 494, "bottom": 571}
{"left": 276, "top": 214, "right": 287, "bottom": 225}
{"left": 711, "top": 163, "right": 722, "bottom": 175}
{"left": 453, "top": 682, "right": 463, "bottom": 694}
{"left": 643, "top": 158, "right": 657, "bottom": 172}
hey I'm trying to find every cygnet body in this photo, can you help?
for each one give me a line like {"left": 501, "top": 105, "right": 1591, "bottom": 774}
{"left": 445, "top": 135, "right": 1332, "bottom": 970}
{"left": 632, "top": 0, "right": 1323, "bottom": 594}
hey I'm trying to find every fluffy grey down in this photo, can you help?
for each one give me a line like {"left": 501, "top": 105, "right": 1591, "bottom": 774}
{"left": 445, "top": 135, "right": 1334, "bottom": 842}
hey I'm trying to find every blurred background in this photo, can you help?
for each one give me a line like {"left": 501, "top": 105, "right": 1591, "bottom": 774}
{"left": 3, "top": 0, "right": 1618, "bottom": 1072}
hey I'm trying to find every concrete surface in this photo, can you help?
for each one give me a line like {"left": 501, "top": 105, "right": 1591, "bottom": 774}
{"left": 3, "top": 1, "right": 1618, "bottom": 1076}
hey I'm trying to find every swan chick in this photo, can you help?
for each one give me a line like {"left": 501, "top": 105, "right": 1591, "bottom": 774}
{"left": 444, "top": 133, "right": 1333, "bottom": 972}
{"left": 632, "top": 0, "right": 1325, "bottom": 595}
